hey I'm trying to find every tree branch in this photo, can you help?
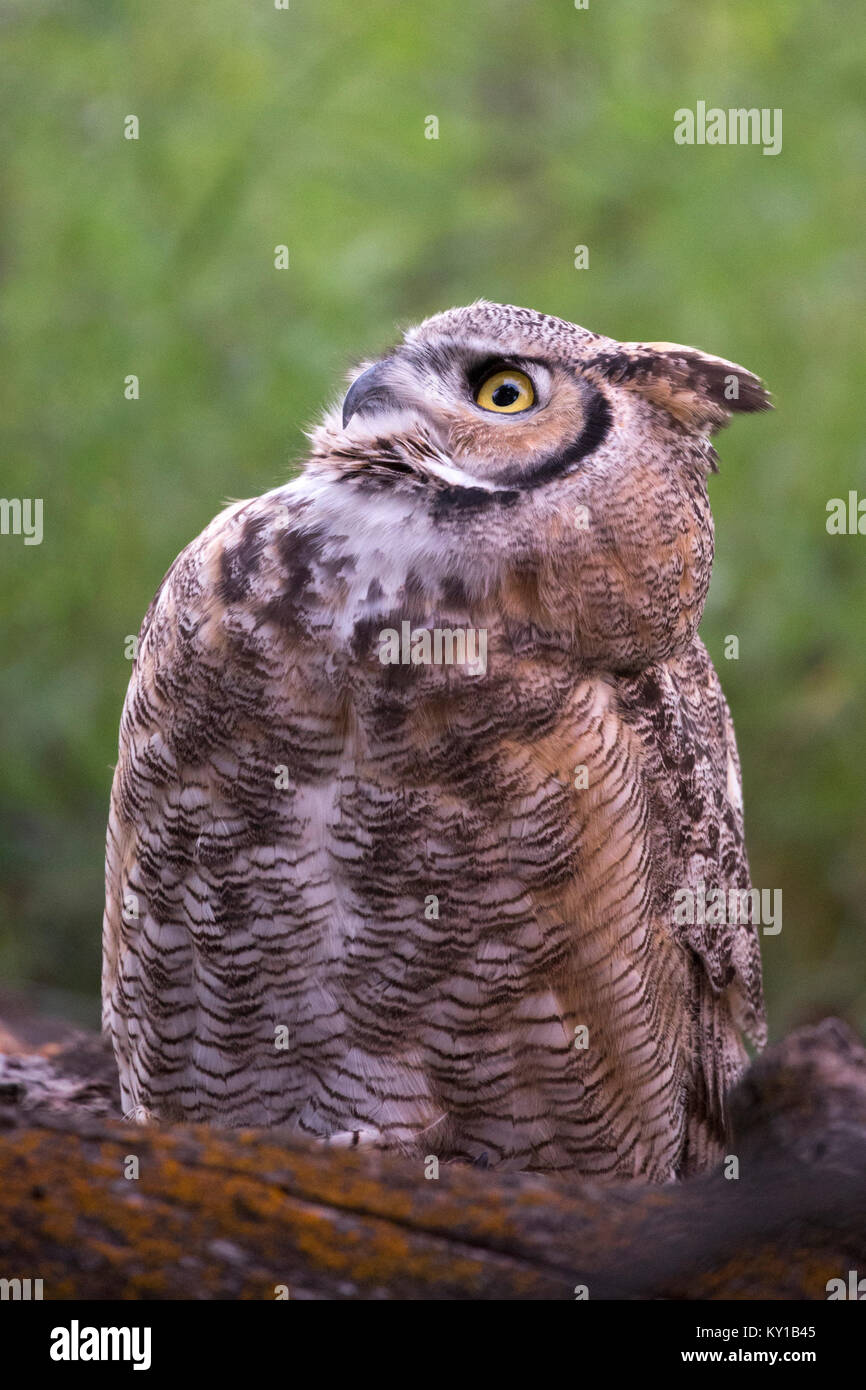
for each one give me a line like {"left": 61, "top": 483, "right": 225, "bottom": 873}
{"left": 1, "top": 1018, "right": 864, "bottom": 1299}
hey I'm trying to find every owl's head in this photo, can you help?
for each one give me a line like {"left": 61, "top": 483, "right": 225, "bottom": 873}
{"left": 307, "top": 301, "right": 772, "bottom": 669}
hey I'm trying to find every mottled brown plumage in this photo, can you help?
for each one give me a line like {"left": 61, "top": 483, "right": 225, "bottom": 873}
{"left": 103, "top": 301, "right": 769, "bottom": 1179}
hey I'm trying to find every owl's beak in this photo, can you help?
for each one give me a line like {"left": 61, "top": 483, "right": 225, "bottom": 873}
{"left": 341, "top": 359, "right": 399, "bottom": 428}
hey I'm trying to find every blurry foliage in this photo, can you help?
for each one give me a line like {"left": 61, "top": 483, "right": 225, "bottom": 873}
{"left": 0, "top": 0, "right": 864, "bottom": 1032}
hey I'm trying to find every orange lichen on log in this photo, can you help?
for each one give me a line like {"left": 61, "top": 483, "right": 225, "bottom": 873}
{"left": 0, "top": 1018, "right": 865, "bottom": 1299}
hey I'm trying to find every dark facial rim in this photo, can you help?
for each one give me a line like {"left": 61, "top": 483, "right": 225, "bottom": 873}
{"left": 427, "top": 387, "right": 613, "bottom": 518}
{"left": 497, "top": 388, "right": 613, "bottom": 488}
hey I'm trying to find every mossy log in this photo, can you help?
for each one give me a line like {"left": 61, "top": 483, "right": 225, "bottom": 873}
{"left": 0, "top": 1018, "right": 864, "bottom": 1300}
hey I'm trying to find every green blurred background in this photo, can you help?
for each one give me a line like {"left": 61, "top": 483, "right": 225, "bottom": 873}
{"left": 1, "top": 0, "right": 864, "bottom": 1035}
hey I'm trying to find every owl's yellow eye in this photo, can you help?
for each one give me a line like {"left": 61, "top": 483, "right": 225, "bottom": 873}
{"left": 474, "top": 368, "right": 535, "bottom": 414}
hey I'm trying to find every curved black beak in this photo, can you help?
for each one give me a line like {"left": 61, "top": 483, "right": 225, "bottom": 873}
{"left": 341, "top": 358, "right": 398, "bottom": 428}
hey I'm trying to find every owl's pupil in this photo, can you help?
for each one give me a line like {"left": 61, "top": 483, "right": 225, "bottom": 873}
{"left": 492, "top": 383, "right": 519, "bottom": 407}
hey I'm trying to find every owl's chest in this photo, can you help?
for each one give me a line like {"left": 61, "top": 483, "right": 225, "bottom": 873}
{"left": 304, "top": 657, "right": 654, "bottom": 978}
{"left": 343, "top": 617, "right": 589, "bottom": 770}
{"left": 291, "top": 660, "right": 687, "bottom": 1175}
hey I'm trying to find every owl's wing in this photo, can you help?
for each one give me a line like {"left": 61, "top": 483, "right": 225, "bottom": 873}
{"left": 615, "top": 640, "right": 766, "bottom": 1161}
{"left": 102, "top": 485, "right": 340, "bottom": 1122}
{"left": 686, "top": 647, "right": 766, "bottom": 1052}
{"left": 715, "top": 692, "right": 768, "bottom": 1049}
{"left": 621, "top": 640, "right": 766, "bottom": 1039}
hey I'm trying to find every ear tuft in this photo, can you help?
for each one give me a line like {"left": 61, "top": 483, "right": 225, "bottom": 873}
{"left": 588, "top": 342, "right": 772, "bottom": 435}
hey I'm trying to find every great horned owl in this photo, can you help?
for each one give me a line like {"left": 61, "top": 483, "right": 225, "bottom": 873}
{"left": 103, "top": 301, "right": 769, "bottom": 1180}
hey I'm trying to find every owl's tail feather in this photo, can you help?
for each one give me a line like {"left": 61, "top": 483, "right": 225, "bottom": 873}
{"left": 680, "top": 988, "right": 750, "bottom": 1178}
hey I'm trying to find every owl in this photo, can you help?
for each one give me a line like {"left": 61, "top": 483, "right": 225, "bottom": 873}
{"left": 103, "top": 300, "right": 770, "bottom": 1181}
